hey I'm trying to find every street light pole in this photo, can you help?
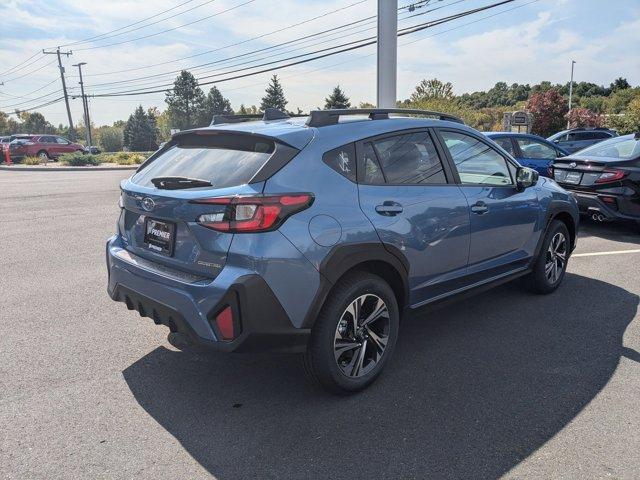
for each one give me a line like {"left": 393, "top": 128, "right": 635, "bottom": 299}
{"left": 377, "top": 0, "right": 398, "bottom": 108}
{"left": 567, "top": 59, "right": 576, "bottom": 128}
{"left": 72, "top": 62, "right": 92, "bottom": 147}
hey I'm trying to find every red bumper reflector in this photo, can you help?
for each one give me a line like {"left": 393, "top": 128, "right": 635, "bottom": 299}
{"left": 215, "top": 306, "right": 235, "bottom": 340}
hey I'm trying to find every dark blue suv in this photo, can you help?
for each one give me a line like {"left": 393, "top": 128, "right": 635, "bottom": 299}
{"left": 107, "top": 108, "right": 579, "bottom": 393}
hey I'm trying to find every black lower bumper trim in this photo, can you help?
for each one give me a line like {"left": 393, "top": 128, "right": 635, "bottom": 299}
{"left": 111, "top": 275, "right": 310, "bottom": 354}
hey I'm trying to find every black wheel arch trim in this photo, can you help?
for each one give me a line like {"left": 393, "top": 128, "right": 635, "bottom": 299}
{"left": 532, "top": 202, "right": 579, "bottom": 264}
{"left": 302, "top": 242, "right": 410, "bottom": 329}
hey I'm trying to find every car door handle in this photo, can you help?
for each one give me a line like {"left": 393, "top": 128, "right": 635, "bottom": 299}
{"left": 471, "top": 201, "right": 489, "bottom": 214}
{"left": 375, "top": 201, "right": 403, "bottom": 216}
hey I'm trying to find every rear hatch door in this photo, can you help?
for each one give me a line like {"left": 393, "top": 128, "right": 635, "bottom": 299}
{"left": 119, "top": 130, "right": 298, "bottom": 279}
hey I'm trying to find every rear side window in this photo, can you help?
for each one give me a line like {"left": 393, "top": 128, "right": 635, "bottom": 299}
{"left": 323, "top": 144, "right": 356, "bottom": 182}
{"left": 516, "top": 138, "right": 557, "bottom": 159}
{"left": 492, "top": 137, "right": 516, "bottom": 156}
{"left": 370, "top": 131, "right": 447, "bottom": 185}
{"left": 133, "top": 134, "right": 276, "bottom": 189}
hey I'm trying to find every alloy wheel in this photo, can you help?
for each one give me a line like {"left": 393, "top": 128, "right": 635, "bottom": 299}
{"left": 545, "top": 232, "right": 567, "bottom": 284}
{"left": 333, "top": 294, "right": 390, "bottom": 378}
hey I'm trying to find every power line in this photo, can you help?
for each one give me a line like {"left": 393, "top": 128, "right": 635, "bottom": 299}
{"left": 9, "top": 96, "right": 65, "bottom": 113}
{"left": 1, "top": 59, "right": 58, "bottom": 83}
{"left": 81, "top": 0, "right": 407, "bottom": 78}
{"left": 0, "top": 51, "right": 43, "bottom": 77}
{"left": 56, "top": 0, "right": 206, "bottom": 47}
{"left": 87, "top": 0, "right": 516, "bottom": 98}
{"left": 74, "top": 0, "right": 257, "bottom": 51}
{"left": 76, "top": 0, "right": 463, "bottom": 93}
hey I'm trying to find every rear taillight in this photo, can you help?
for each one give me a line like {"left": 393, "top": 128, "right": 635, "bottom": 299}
{"left": 595, "top": 169, "right": 626, "bottom": 184}
{"left": 192, "top": 193, "right": 314, "bottom": 233}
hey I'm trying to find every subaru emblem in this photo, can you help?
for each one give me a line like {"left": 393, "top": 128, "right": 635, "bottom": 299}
{"left": 569, "top": 162, "right": 577, "bottom": 168}
{"left": 141, "top": 197, "right": 155, "bottom": 212}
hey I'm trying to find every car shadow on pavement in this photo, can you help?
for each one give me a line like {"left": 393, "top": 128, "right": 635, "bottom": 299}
{"left": 123, "top": 273, "right": 638, "bottom": 479}
{"left": 578, "top": 219, "right": 640, "bottom": 245}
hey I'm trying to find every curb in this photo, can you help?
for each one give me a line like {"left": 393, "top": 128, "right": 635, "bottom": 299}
{"left": 0, "top": 165, "right": 138, "bottom": 172}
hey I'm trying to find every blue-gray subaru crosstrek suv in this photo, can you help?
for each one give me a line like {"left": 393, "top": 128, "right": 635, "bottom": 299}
{"left": 106, "top": 108, "right": 579, "bottom": 394}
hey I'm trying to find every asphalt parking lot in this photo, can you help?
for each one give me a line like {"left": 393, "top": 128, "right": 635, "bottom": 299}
{"left": 1, "top": 170, "right": 639, "bottom": 479}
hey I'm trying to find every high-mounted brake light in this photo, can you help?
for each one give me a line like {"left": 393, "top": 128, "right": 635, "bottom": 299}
{"left": 595, "top": 169, "right": 626, "bottom": 184}
{"left": 192, "top": 193, "right": 314, "bottom": 233}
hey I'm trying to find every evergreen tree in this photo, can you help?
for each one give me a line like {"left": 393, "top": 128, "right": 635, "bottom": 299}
{"left": 123, "top": 105, "right": 158, "bottom": 152}
{"left": 165, "top": 71, "right": 207, "bottom": 130}
{"left": 260, "top": 75, "right": 288, "bottom": 112}
{"left": 202, "top": 86, "right": 233, "bottom": 124}
{"left": 324, "top": 85, "right": 351, "bottom": 109}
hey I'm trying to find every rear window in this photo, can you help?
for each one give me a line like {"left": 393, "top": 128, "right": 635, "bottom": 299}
{"left": 133, "top": 133, "right": 276, "bottom": 189}
{"left": 576, "top": 135, "right": 640, "bottom": 160}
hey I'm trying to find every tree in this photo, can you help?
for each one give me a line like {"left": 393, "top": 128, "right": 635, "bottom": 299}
{"left": 410, "top": 78, "right": 454, "bottom": 102}
{"left": 165, "top": 71, "right": 207, "bottom": 130}
{"left": 606, "top": 97, "right": 640, "bottom": 135}
{"left": 610, "top": 77, "right": 631, "bottom": 92}
{"left": 202, "top": 86, "right": 232, "bottom": 124}
{"left": 123, "top": 105, "right": 158, "bottom": 152}
{"left": 527, "top": 89, "right": 568, "bottom": 137}
{"left": 565, "top": 108, "right": 603, "bottom": 129}
{"left": 97, "top": 126, "right": 124, "bottom": 152}
{"left": 260, "top": 75, "right": 288, "bottom": 111}
{"left": 17, "top": 112, "right": 54, "bottom": 134}
{"left": 324, "top": 85, "right": 351, "bottom": 109}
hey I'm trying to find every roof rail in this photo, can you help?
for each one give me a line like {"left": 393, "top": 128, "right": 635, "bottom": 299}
{"left": 210, "top": 108, "right": 299, "bottom": 126}
{"left": 306, "top": 108, "right": 464, "bottom": 128}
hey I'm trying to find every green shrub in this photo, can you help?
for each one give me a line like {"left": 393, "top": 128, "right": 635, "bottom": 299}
{"left": 23, "top": 156, "right": 43, "bottom": 165}
{"left": 93, "top": 151, "right": 147, "bottom": 165}
{"left": 59, "top": 151, "right": 101, "bottom": 166}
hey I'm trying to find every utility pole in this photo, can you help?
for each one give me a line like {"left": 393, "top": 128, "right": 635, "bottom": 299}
{"left": 567, "top": 59, "right": 576, "bottom": 129}
{"left": 43, "top": 48, "right": 75, "bottom": 140}
{"left": 73, "top": 62, "right": 91, "bottom": 147}
{"left": 377, "top": 0, "right": 398, "bottom": 108}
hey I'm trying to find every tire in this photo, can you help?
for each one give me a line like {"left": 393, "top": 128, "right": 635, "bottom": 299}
{"left": 37, "top": 150, "right": 49, "bottom": 160}
{"left": 304, "top": 271, "right": 400, "bottom": 394}
{"left": 522, "top": 220, "right": 570, "bottom": 294}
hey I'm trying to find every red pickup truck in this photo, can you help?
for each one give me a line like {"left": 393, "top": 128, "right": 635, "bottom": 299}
{"left": 8, "top": 134, "right": 85, "bottom": 162}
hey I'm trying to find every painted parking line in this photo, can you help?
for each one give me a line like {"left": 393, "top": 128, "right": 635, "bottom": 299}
{"left": 573, "top": 249, "right": 640, "bottom": 258}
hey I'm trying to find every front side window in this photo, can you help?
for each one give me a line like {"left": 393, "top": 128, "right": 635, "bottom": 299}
{"left": 516, "top": 138, "right": 557, "bottom": 159}
{"left": 56, "top": 137, "right": 69, "bottom": 144}
{"left": 371, "top": 131, "right": 446, "bottom": 185}
{"left": 440, "top": 130, "right": 513, "bottom": 186}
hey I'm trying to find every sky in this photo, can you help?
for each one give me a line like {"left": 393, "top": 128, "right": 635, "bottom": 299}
{"left": 1, "top": 0, "right": 639, "bottom": 127}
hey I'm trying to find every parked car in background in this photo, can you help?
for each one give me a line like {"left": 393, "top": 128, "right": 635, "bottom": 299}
{"left": 548, "top": 127, "right": 618, "bottom": 154}
{"left": 85, "top": 145, "right": 101, "bottom": 154}
{"left": 486, "top": 132, "right": 568, "bottom": 177}
{"left": 8, "top": 135, "right": 84, "bottom": 162}
{"left": 552, "top": 133, "right": 640, "bottom": 230}
{"left": 107, "top": 108, "right": 579, "bottom": 393}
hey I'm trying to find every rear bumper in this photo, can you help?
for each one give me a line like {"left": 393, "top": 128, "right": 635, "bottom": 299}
{"left": 571, "top": 191, "right": 640, "bottom": 221}
{"left": 106, "top": 236, "right": 310, "bottom": 353}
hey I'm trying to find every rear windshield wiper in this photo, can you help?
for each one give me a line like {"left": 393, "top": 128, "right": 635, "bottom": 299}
{"left": 151, "top": 176, "right": 213, "bottom": 190}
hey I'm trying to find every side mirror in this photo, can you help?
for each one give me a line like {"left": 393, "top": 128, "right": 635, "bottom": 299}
{"left": 516, "top": 166, "right": 539, "bottom": 190}
{"left": 552, "top": 139, "right": 560, "bottom": 144}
